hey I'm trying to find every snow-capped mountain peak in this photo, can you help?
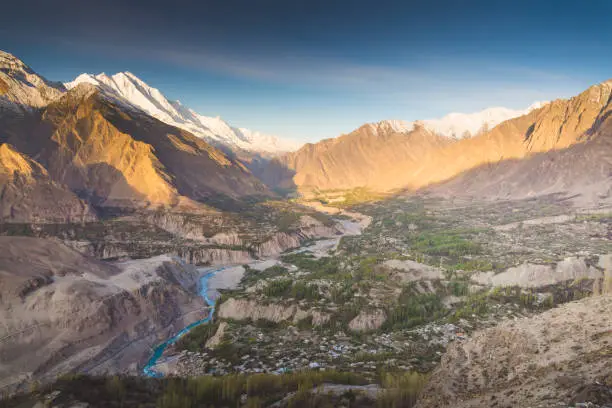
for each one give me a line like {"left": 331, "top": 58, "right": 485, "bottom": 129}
{"left": 65, "top": 72, "right": 302, "bottom": 154}
{"left": 421, "top": 103, "right": 547, "bottom": 139}
{"left": 374, "top": 102, "right": 548, "bottom": 139}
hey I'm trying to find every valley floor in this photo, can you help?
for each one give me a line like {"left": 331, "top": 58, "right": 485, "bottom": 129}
{"left": 3, "top": 193, "right": 612, "bottom": 408}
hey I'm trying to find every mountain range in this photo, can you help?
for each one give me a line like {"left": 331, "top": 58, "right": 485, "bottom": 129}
{"left": 377, "top": 102, "right": 546, "bottom": 140}
{"left": 261, "top": 82, "right": 611, "bottom": 205}
{"left": 1, "top": 48, "right": 611, "bottom": 221}
{"left": 0, "top": 51, "right": 270, "bottom": 222}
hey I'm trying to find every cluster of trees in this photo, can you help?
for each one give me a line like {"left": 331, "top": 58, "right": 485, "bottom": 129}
{"left": 261, "top": 279, "right": 322, "bottom": 301}
{"left": 377, "top": 371, "right": 428, "bottom": 408}
{"left": 384, "top": 292, "right": 446, "bottom": 330}
{"left": 409, "top": 231, "right": 482, "bottom": 258}
{"left": 280, "top": 253, "right": 342, "bottom": 278}
{"left": 240, "top": 265, "right": 289, "bottom": 287}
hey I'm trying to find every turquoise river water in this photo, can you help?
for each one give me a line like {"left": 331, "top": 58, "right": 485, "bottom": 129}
{"left": 142, "top": 266, "right": 229, "bottom": 377}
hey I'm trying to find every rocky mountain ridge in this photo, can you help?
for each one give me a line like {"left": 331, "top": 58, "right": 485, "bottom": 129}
{"left": 371, "top": 101, "right": 546, "bottom": 139}
{"left": 0, "top": 51, "right": 64, "bottom": 112}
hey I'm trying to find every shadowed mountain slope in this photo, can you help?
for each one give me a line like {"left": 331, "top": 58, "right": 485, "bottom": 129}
{"left": 425, "top": 129, "right": 612, "bottom": 205}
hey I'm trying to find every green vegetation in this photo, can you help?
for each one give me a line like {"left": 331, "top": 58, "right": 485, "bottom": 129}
{"left": 446, "top": 259, "right": 495, "bottom": 272}
{"left": 276, "top": 212, "right": 302, "bottom": 232}
{"left": 407, "top": 231, "right": 482, "bottom": 258}
{"left": 447, "top": 280, "right": 469, "bottom": 296}
{"left": 384, "top": 291, "right": 446, "bottom": 330}
{"left": 176, "top": 323, "right": 220, "bottom": 352}
{"left": 333, "top": 188, "right": 386, "bottom": 207}
{"left": 377, "top": 371, "right": 428, "bottom": 408}
{"left": 261, "top": 278, "right": 322, "bottom": 301}
{"left": 240, "top": 265, "right": 289, "bottom": 287}
{"left": 280, "top": 253, "right": 346, "bottom": 281}
{"left": 446, "top": 281, "right": 593, "bottom": 323}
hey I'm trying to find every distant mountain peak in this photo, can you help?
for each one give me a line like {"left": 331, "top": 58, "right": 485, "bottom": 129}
{"left": 373, "top": 102, "right": 548, "bottom": 140}
{"left": 66, "top": 71, "right": 302, "bottom": 154}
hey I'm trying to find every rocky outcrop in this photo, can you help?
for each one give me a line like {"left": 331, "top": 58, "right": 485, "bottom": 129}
{"left": 255, "top": 232, "right": 302, "bottom": 258}
{"left": 416, "top": 295, "right": 612, "bottom": 408}
{"left": 68, "top": 240, "right": 254, "bottom": 265}
{"left": 218, "top": 298, "right": 299, "bottom": 323}
{"left": 348, "top": 309, "right": 387, "bottom": 332}
{"left": 472, "top": 257, "right": 604, "bottom": 288}
{"left": 55, "top": 216, "right": 341, "bottom": 265}
{"left": 218, "top": 298, "right": 329, "bottom": 326}
{"left": 138, "top": 210, "right": 235, "bottom": 243}
{"left": 176, "top": 247, "right": 253, "bottom": 265}
{"left": 255, "top": 221, "right": 342, "bottom": 258}
{"left": 383, "top": 259, "right": 443, "bottom": 282}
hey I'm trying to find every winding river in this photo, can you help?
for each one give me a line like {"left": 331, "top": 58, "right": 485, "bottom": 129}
{"left": 142, "top": 266, "right": 230, "bottom": 377}
{"left": 142, "top": 208, "right": 371, "bottom": 377}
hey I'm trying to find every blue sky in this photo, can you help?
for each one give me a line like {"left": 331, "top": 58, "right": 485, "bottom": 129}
{"left": 2, "top": 0, "right": 611, "bottom": 143}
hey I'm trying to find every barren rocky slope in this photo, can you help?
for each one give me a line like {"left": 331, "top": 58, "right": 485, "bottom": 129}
{"left": 262, "top": 122, "right": 450, "bottom": 190}
{"left": 0, "top": 237, "right": 207, "bottom": 391}
{"left": 416, "top": 294, "right": 612, "bottom": 408}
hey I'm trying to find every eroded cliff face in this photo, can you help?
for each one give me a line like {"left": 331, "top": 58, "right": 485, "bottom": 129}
{"left": 471, "top": 257, "right": 604, "bottom": 288}
{"left": 348, "top": 309, "right": 387, "bottom": 332}
{"left": 98, "top": 213, "right": 341, "bottom": 264}
{"left": 0, "top": 237, "right": 207, "bottom": 391}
